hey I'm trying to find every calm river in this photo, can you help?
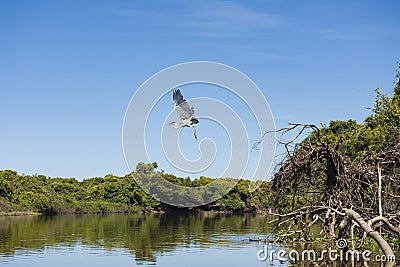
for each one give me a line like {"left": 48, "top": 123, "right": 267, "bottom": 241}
{"left": 0, "top": 213, "right": 397, "bottom": 266}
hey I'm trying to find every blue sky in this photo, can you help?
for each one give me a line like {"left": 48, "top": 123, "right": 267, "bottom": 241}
{"left": 1, "top": 0, "right": 399, "bottom": 179}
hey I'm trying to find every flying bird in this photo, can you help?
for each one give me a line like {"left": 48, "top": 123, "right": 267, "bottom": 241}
{"left": 166, "top": 89, "right": 199, "bottom": 140}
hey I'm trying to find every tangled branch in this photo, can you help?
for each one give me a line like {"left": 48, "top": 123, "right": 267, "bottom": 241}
{"left": 268, "top": 123, "right": 400, "bottom": 264}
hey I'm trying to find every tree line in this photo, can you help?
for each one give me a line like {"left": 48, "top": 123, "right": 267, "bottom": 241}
{"left": 0, "top": 166, "right": 273, "bottom": 214}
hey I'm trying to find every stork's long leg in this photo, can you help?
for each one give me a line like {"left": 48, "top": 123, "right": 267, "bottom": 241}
{"left": 191, "top": 125, "right": 197, "bottom": 140}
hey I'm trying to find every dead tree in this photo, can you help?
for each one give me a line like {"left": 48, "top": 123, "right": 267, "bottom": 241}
{"left": 266, "top": 124, "right": 400, "bottom": 265}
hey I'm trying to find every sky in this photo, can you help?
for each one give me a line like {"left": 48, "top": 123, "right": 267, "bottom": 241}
{"left": 1, "top": 0, "right": 399, "bottom": 180}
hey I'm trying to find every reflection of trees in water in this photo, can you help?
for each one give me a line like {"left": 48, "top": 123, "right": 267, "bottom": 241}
{"left": 0, "top": 213, "right": 267, "bottom": 263}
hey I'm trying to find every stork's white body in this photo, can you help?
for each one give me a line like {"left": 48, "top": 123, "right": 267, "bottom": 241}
{"left": 166, "top": 89, "right": 199, "bottom": 140}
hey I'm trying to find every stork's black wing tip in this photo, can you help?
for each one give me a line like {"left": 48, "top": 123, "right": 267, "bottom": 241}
{"left": 173, "top": 89, "right": 183, "bottom": 100}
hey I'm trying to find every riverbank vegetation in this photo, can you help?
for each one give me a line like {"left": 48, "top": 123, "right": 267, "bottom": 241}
{"left": 266, "top": 72, "right": 400, "bottom": 262}
{"left": 0, "top": 168, "right": 273, "bottom": 215}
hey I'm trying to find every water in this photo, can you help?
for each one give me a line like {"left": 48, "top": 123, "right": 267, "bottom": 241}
{"left": 0, "top": 213, "right": 280, "bottom": 267}
{"left": 0, "top": 213, "right": 397, "bottom": 267}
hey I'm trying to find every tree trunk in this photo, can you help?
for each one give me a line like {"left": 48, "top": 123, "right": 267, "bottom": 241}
{"left": 343, "top": 208, "right": 395, "bottom": 261}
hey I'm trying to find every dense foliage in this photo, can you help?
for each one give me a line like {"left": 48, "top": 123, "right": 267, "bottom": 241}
{"left": 316, "top": 86, "right": 400, "bottom": 162}
{"left": 0, "top": 167, "right": 272, "bottom": 214}
{"left": 273, "top": 77, "right": 400, "bottom": 213}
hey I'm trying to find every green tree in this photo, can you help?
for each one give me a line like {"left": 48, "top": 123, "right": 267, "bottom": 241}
{"left": 222, "top": 192, "right": 245, "bottom": 211}
{"left": 136, "top": 162, "right": 156, "bottom": 174}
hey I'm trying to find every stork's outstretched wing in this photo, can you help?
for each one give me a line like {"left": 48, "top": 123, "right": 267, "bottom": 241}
{"left": 173, "top": 89, "right": 194, "bottom": 120}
